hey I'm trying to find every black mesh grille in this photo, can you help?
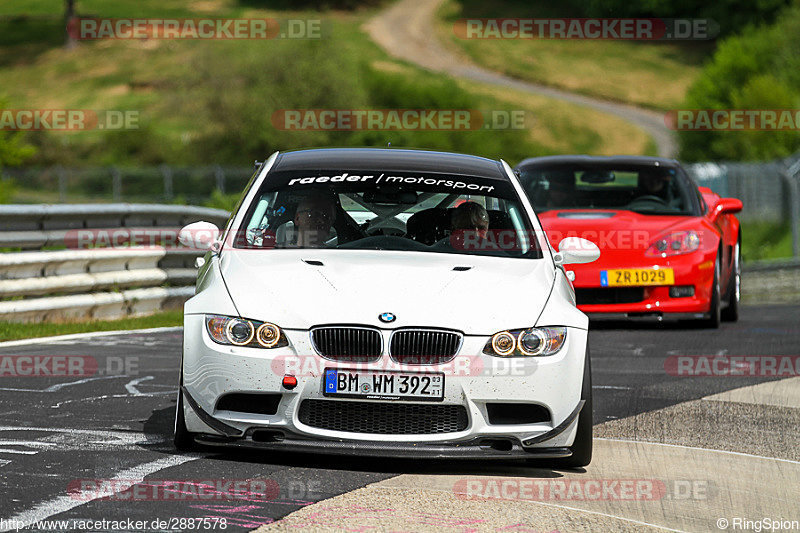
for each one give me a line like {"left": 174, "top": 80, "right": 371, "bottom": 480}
{"left": 298, "top": 399, "right": 468, "bottom": 434}
{"left": 389, "top": 329, "right": 461, "bottom": 364}
{"left": 310, "top": 327, "right": 382, "bottom": 362}
{"left": 576, "top": 287, "right": 645, "bottom": 305}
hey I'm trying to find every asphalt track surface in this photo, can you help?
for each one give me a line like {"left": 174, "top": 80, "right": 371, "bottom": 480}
{"left": 0, "top": 304, "right": 798, "bottom": 532}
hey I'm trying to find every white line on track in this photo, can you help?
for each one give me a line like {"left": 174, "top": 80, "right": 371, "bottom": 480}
{"left": 0, "top": 449, "right": 38, "bottom": 455}
{"left": 125, "top": 376, "right": 154, "bottom": 395}
{"left": 0, "top": 327, "right": 182, "bottom": 348}
{"left": 596, "top": 437, "right": 800, "bottom": 465}
{"left": 0, "top": 454, "right": 199, "bottom": 531}
{"left": 50, "top": 391, "right": 176, "bottom": 409}
{"left": 379, "top": 485, "right": 688, "bottom": 533}
{"left": 0, "top": 426, "right": 167, "bottom": 446}
{"left": 495, "top": 496, "right": 688, "bottom": 533}
{"left": 0, "top": 375, "right": 128, "bottom": 393}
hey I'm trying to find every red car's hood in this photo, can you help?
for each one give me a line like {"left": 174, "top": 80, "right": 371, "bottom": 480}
{"left": 537, "top": 209, "right": 699, "bottom": 262}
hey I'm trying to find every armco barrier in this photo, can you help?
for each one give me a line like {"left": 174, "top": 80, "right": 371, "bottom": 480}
{"left": 0, "top": 204, "right": 229, "bottom": 323}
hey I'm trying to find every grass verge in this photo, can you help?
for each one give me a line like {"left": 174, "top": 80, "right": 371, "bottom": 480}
{"left": 0, "top": 310, "right": 183, "bottom": 342}
{"left": 436, "top": 0, "right": 714, "bottom": 110}
{"left": 0, "top": 0, "right": 654, "bottom": 173}
{"left": 741, "top": 221, "right": 793, "bottom": 263}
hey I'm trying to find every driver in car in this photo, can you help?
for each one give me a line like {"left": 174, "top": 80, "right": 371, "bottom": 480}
{"left": 638, "top": 169, "right": 671, "bottom": 199}
{"left": 450, "top": 201, "right": 492, "bottom": 251}
{"left": 292, "top": 191, "right": 337, "bottom": 248}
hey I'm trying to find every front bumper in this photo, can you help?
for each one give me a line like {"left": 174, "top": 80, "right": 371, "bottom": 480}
{"left": 569, "top": 252, "right": 716, "bottom": 317}
{"left": 181, "top": 315, "right": 589, "bottom": 456}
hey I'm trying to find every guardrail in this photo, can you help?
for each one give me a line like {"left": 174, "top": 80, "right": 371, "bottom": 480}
{"left": 0, "top": 204, "right": 229, "bottom": 323}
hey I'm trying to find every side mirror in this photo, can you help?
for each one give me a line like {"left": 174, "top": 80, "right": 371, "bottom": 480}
{"left": 179, "top": 221, "right": 221, "bottom": 252}
{"left": 711, "top": 197, "right": 742, "bottom": 219}
{"left": 554, "top": 237, "right": 600, "bottom": 265}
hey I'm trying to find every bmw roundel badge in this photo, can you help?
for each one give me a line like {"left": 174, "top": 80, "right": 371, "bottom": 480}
{"left": 379, "top": 312, "right": 396, "bottom": 323}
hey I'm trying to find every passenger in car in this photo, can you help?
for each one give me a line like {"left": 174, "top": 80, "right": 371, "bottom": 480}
{"left": 546, "top": 172, "right": 576, "bottom": 208}
{"left": 292, "top": 192, "right": 337, "bottom": 247}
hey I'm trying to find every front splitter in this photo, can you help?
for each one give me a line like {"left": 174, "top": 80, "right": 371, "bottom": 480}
{"left": 194, "top": 432, "right": 571, "bottom": 460}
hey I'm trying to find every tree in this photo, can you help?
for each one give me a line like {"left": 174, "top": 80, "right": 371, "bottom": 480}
{"left": 678, "top": 6, "right": 800, "bottom": 161}
{"left": 65, "top": 0, "right": 77, "bottom": 49}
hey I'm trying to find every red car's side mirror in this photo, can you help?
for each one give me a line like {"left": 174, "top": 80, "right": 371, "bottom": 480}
{"left": 711, "top": 197, "right": 743, "bottom": 219}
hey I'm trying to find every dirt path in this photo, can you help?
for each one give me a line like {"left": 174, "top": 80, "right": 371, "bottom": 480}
{"left": 364, "top": 0, "right": 677, "bottom": 157}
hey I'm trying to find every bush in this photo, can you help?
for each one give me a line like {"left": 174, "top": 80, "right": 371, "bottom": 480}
{"left": 678, "top": 6, "right": 800, "bottom": 161}
{"left": 450, "top": 0, "right": 790, "bottom": 36}
{"left": 0, "top": 177, "right": 16, "bottom": 203}
{"left": 0, "top": 98, "right": 36, "bottom": 203}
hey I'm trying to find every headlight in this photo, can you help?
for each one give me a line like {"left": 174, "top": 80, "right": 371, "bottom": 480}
{"left": 483, "top": 327, "right": 567, "bottom": 357}
{"left": 645, "top": 230, "right": 700, "bottom": 257}
{"left": 205, "top": 314, "right": 289, "bottom": 349}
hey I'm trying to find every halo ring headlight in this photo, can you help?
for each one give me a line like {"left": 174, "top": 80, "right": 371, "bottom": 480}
{"left": 256, "top": 322, "right": 281, "bottom": 348}
{"left": 491, "top": 331, "right": 516, "bottom": 356}
{"left": 225, "top": 318, "right": 254, "bottom": 346}
{"left": 518, "top": 328, "right": 546, "bottom": 356}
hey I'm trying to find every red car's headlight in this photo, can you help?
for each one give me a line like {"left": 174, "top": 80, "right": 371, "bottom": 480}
{"left": 645, "top": 231, "right": 700, "bottom": 257}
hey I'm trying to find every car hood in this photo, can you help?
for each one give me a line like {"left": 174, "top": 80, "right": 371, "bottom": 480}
{"left": 538, "top": 209, "right": 700, "bottom": 263}
{"left": 219, "top": 249, "right": 554, "bottom": 334}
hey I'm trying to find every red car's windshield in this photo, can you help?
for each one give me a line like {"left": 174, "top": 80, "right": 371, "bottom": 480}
{"left": 517, "top": 163, "right": 700, "bottom": 216}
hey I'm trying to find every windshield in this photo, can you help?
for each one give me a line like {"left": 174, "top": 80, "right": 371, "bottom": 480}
{"left": 233, "top": 169, "right": 542, "bottom": 259}
{"left": 517, "top": 163, "right": 698, "bottom": 216}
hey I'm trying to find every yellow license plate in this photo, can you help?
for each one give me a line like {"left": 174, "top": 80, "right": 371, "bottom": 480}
{"left": 601, "top": 268, "right": 674, "bottom": 287}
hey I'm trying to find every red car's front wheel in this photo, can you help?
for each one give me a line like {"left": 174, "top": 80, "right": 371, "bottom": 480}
{"left": 722, "top": 241, "right": 741, "bottom": 322}
{"left": 700, "top": 253, "right": 721, "bottom": 329}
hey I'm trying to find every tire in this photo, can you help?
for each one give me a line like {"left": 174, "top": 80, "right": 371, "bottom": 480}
{"left": 552, "top": 348, "right": 593, "bottom": 469}
{"left": 700, "top": 253, "right": 721, "bottom": 329}
{"left": 174, "top": 373, "right": 196, "bottom": 452}
{"left": 721, "top": 241, "right": 740, "bottom": 322}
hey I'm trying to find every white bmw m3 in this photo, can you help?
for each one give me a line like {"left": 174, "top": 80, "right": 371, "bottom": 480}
{"left": 174, "top": 148, "right": 600, "bottom": 467}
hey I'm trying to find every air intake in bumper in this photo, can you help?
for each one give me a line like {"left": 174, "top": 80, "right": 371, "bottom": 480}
{"left": 215, "top": 393, "right": 282, "bottom": 415}
{"left": 298, "top": 399, "right": 468, "bottom": 434}
{"left": 485, "top": 403, "right": 551, "bottom": 425}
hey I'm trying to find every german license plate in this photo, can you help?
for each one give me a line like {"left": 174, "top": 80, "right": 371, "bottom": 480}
{"left": 601, "top": 267, "right": 675, "bottom": 287}
{"left": 323, "top": 369, "right": 444, "bottom": 401}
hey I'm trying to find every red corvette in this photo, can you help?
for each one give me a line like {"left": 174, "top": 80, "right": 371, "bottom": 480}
{"left": 515, "top": 156, "right": 742, "bottom": 327}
